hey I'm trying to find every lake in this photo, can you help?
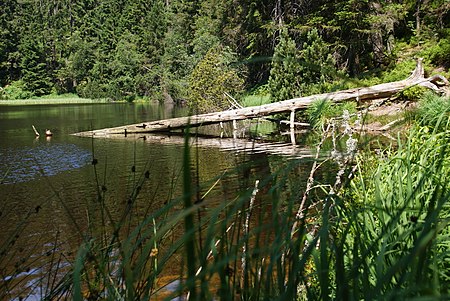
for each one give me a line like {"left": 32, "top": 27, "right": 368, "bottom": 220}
{"left": 0, "top": 102, "right": 331, "bottom": 299}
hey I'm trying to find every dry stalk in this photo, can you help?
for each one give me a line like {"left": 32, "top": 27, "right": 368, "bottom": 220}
{"left": 290, "top": 124, "right": 332, "bottom": 238}
{"left": 240, "top": 180, "right": 259, "bottom": 289}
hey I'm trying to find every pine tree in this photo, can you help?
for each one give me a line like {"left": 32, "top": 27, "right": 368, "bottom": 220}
{"left": 160, "top": 0, "right": 198, "bottom": 102}
{"left": 19, "top": 36, "right": 53, "bottom": 96}
{"left": 268, "top": 28, "right": 302, "bottom": 103}
{"left": 108, "top": 31, "right": 142, "bottom": 101}
{"left": 0, "top": 0, "right": 20, "bottom": 86}
{"left": 299, "top": 28, "right": 337, "bottom": 95}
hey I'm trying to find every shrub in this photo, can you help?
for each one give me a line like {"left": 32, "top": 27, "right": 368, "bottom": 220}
{"left": 420, "top": 38, "right": 450, "bottom": 68}
{"left": 399, "top": 85, "right": 429, "bottom": 101}
{"left": 188, "top": 45, "right": 245, "bottom": 113}
{"left": 0, "top": 80, "right": 34, "bottom": 100}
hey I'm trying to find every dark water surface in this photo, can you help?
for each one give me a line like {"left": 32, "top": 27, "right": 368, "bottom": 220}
{"left": 0, "top": 102, "right": 327, "bottom": 299}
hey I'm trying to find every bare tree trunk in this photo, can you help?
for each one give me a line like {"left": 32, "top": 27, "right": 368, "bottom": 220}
{"left": 416, "top": 0, "right": 422, "bottom": 37}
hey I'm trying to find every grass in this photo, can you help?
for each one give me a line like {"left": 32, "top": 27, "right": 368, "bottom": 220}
{"left": 0, "top": 96, "right": 111, "bottom": 105}
{"left": 2, "top": 94, "right": 450, "bottom": 300}
{"left": 415, "top": 92, "right": 450, "bottom": 129}
{"left": 306, "top": 99, "right": 358, "bottom": 130}
{"left": 335, "top": 123, "right": 450, "bottom": 299}
{"left": 240, "top": 94, "right": 272, "bottom": 107}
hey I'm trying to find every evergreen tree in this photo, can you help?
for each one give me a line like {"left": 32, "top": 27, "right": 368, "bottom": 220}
{"left": 299, "top": 28, "right": 337, "bottom": 95}
{"left": 108, "top": 32, "right": 142, "bottom": 101}
{"left": 268, "top": 28, "right": 302, "bottom": 103}
{"left": 192, "top": 0, "right": 222, "bottom": 59}
{"left": 1, "top": 0, "right": 448, "bottom": 100}
{"left": 57, "top": 32, "right": 96, "bottom": 93}
{"left": 160, "top": 0, "right": 198, "bottom": 102}
{"left": 0, "top": 0, "right": 20, "bottom": 86}
{"left": 19, "top": 36, "right": 53, "bottom": 96}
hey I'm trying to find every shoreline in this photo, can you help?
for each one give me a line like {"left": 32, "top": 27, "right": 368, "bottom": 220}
{"left": 0, "top": 98, "right": 112, "bottom": 105}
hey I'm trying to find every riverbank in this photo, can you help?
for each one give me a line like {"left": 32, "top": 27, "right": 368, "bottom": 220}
{"left": 0, "top": 97, "right": 111, "bottom": 105}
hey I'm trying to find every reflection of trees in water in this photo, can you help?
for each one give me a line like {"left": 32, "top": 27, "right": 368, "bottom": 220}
{"left": 0, "top": 136, "right": 332, "bottom": 299}
{"left": 0, "top": 180, "right": 85, "bottom": 300}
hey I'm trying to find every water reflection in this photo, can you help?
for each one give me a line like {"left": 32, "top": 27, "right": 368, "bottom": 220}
{"left": 0, "top": 143, "right": 91, "bottom": 184}
{"left": 0, "top": 102, "right": 332, "bottom": 300}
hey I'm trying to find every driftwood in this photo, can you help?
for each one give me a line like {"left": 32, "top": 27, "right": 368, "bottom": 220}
{"left": 73, "top": 58, "right": 448, "bottom": 137}
{"left": 32, "top": 125, "right": 40, "bottom": 136}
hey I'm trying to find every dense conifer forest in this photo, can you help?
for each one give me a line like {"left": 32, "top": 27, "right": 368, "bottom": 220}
{"left": 0, "top": 0, "right": 449, "bottom": 105}
{"left": 2, "top": 2, "right": 450, "bottom": 300}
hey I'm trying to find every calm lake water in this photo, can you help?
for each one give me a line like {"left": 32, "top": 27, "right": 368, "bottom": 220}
{"left": 0, "top": 102, "right": 332, "bottom": 299}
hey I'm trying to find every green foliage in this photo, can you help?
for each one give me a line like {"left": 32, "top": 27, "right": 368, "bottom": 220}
{"left": 187, "top": 45, "right": 244, "bottom": 113}
{"left": 268, "top": 28, "right": 302, "bottom": 103}
{"left": 268, "top": 28, "right": 339, "bottom": 103}
{"left": 107, "top": 32, "right": 142, "bottom": 101}
{"left": 340, "top": 58, "right": 418, "bottom": 90}
{"left": 18, "top": 37, "right": 53, "bottom": 97}
{"left": 306, "top": 99, "right": 357, "bottom": 129}
{"left": 241, "top": 94, "right": 271, "bottom": 107}
{"left": 1, "top": 0, "right": 449, "bottom": 101}
{"left": 0, "top": 80, "right": 34, "bottom": 100}
{"left": 415, "top": 92, "right": 450, "bottom": 130}
{"left": 399, "top": 85, "right": 429, "bottom": 101}
{"left": 381, "top": 59, "right": 418, "bottom": 82}
{"left": 57, "top": 32, "right": 96, "bottom": 94}
{"left": 299, "top": 28, "right": 339, "bottom": 95}
{"left": 420, "top": 37, "right": 450, "bottom": 68}
{"left": 0, "top": 0, "right": 20, "bottom": 86}
{"left": 342, "top": 123, "right": 450, "bottom": 298}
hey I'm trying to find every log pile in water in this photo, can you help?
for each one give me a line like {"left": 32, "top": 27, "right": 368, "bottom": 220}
{"left": 73, "top": 58, "right": 448, "bottom": 137}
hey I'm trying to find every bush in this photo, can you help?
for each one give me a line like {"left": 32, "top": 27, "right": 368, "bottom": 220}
{"left": 420, "top": 38, "right": 450, "bottom": 68}
{"left": 399, "top": 85, "right": 429, "bottom": 101}
{"left": 188, "top": 45, "right": 245, "bottom": 113}
{"left": 0, "top": 80, "right": 34, "bottom": 100}
{"left": 77, "top": 81, "right": 109, "bottom": 100}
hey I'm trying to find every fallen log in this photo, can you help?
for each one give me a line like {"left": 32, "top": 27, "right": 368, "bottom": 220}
{"left": 73, "top": 58, "right": 448, "bottom": 137}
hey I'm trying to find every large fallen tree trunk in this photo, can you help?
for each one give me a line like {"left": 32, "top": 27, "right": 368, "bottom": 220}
{"left": 73, "top": 58, "right": 448, "bottom": 137}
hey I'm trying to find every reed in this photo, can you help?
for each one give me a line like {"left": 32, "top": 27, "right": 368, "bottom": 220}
{"left": 415, "top": 92, "right": 450, "bottom": 130}
{"left": 3, "top": 96, "right": 449, "bottom": 300}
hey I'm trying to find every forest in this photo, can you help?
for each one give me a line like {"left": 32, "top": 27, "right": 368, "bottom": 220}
{"left": 1, "top": 0, "right": 449, "bottom": 108}
{"left": 1, "top": 1, "right": 450, "bottom": 300}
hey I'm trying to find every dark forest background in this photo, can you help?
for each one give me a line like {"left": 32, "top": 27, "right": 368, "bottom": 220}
{"left": 0, "top": 0, "right": 449, "bottom": 104}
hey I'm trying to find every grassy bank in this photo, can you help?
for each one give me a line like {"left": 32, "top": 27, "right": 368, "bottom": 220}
{"left": 0, "top": 96, "right": 111, "bottom": 105}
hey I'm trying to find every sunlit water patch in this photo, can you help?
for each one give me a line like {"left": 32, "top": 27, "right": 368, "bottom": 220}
{"left": 0, "top": 143, "right": 91, "bottom": 184}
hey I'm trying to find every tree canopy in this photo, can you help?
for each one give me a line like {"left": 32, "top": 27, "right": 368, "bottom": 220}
{"left": 0, "top": 0, "right": 449, "bottom": 103}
